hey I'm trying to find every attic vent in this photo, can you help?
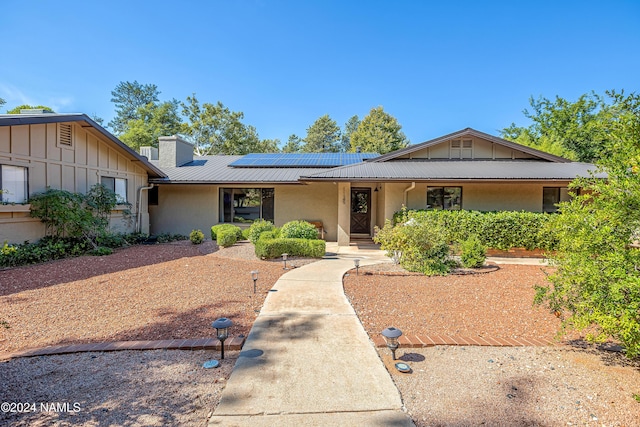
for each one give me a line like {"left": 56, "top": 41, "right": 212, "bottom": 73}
{"left": 58, "top": 124, "right": 73, "bottom": 146}
{"left": 451, "top": 140, "right": 461, "bottom": 148}
{"left": 462, "top": 139, "right": 473, "bottom": 148}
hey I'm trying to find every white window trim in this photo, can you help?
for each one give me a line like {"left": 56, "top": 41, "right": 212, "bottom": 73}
{"left": 101, "top": 176, "right": 128, "bottom": 204}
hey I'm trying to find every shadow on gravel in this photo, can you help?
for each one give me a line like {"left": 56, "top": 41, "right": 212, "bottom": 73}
{"left": 565, "top": 339, "right": 640, "bottom": 371}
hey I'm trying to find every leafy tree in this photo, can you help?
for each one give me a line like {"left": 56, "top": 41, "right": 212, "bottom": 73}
{"left": 535, "top": 90, "right": 640, "bottom": 357}
{"left": 91, "top": 114, "right": 105, "bottom": 126}
{"left": 282, "top": 134, "right": 302, "bottom": 153}
{"left": 350, "top": 106, "right": 409, "bottom": 154}
{"left": 108, "top": 81, "right": 159, "bottom": 134}
{"left": 0, "top": 98, "right": 5, "bottom": 109}
{"left": 501, "top": 93, "right": 613, "bottom": 162}
{"left": 340, "top": 115, "right": 360, "bottom": 152}
{"left": 6, "top": 104, "right": 54, "bottom": 114}
{"left": 180, "top": 94, "right": 277, "bottom": 155}
{"left": 119, "top": 100, "right": 182, "bottom": 151}
{"left": 302, "top": 114, "right": 341, "bottom": 152}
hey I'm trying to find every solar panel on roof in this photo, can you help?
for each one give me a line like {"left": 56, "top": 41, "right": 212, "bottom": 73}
{"left": 228, "top": 152, "right": 380, "bottom": 168}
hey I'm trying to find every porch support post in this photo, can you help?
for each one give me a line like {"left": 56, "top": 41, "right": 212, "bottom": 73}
{"left": 337, "top": 182, "right": 351, "bottom": 246}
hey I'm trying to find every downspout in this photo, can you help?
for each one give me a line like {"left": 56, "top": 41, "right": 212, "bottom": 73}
{"left": 403, "top": 182, "right": 416, "bottom": 207}
{"left": 136, "top": 183, "right": 154, "bottom": 233}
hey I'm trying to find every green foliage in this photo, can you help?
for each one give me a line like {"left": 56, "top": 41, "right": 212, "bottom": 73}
{"left": 535, "top": 90, "right": 640, "bottom": 358}
{"left": 180, "top": 94, "right": 278, "bottom": 155}
{"left": 303, "top": 114, "right": 341, "bottom": 152}
{"left": 190, "top": 229, "right": 205, "bottom": 244}
{"left": 280, "top": 220, "right": 318, "bottom": 240}
{"left": 29, "top": 184, "right": 128, "bottom": 246}
{"left": 0, "top": 98, "right": 5, "bottom": 109}
{"left": 350, "top": 106, "right": 409, "bottom": 154}
{"left": 241, "top": 228, "right": 251, "bottom": 240}
{"left": 108, "top": 80, "right": 160, "bottom": 135}
{"left": 248, "top": 219, "right": 275, "bottom": 243}
{"left": 90, "top": 247, "right": 113, "bottom": 256}
{"left": 282, "top": 134, "right": 303, "bottom": 153}
{"left": 6, "top": 104, "right": 54, "bottom": 114}
{"left": 217, "top": 229, "right": 238, "bottom": 248}
{"left": 340, "top": 115, "right": 361, "bottom": 152}
{"left": 374, "top": 213, "right": 453, "bottom": 276}
{"left": 395, "top": 209, "right": 556, "bottom": 251}
{"left": 258, "top": 229, "right": 280, "bottom": 241}
{"left": 0, "top": 237, "right": 90, "bottom": 268}
{"left": 119, "top": 100, "right": 182, "bottom": 151}
{"left": 501, "top": 91, "right": 639, "bottom": 162}
{"left": 254, "top": 237, "right": 325, "bottom": 259}
{"left": 211, "top": 224, "right": 242, "bottom": 240}
{"left": 156, "top": 233, "right": 188, "bottom": 243}
{"left": 459, "top": 235, "right": 487, "bottom": 268}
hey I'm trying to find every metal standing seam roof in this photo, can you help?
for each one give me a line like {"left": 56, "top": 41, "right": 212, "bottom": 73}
{"left": 299, "top": 160, "right": 606, "bottom": 181}
{"left": 149, "top": 156, "right": 330, "bottom": 183}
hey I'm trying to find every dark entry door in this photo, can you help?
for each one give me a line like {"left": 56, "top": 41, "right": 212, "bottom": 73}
{"left": 350, "top": 188, "right": 371, "bottom": 234}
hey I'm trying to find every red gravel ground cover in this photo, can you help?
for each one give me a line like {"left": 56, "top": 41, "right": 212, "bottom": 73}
{"left": 0, "top": 241, "right": 289, "bottom": 354}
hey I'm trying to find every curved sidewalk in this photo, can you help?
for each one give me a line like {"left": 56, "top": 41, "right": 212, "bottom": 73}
{"left": 208, "top": 249, "right": 414, "bottom": 426}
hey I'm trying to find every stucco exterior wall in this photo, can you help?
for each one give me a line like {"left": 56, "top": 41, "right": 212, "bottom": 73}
{"left": 149, "top": 184, "right": 219, "bottom": 236}
{"left": 275, "top": 183, "right": 338, "bottom": 241}
{"left": 0, "top": 122, "right": 150, "bottom": 244}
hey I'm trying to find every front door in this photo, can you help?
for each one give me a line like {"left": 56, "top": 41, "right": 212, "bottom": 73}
{"left": 350, "top": 188, "right": 371, "bottom": 234}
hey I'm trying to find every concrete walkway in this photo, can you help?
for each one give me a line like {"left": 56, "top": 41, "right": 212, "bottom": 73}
{"left": 208, "top": 246, "right": 414, "bottom": 426}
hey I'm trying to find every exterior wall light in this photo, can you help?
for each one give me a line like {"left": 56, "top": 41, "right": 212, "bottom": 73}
{"left": 381, "top": 327, "right": 403, "bottom": 360}
{"left": 212, "top": 317, "right": 233, "bottom": 360}
{"left": 251, "top": 270, "right": 258, "bottom": 294}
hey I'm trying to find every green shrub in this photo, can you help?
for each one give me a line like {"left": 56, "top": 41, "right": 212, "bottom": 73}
{"left": 258, "top": 229, "right": 280, "bottom": 241}
{"left": 211, "top": 224, "right": 242, "bottom": 240}
{"left": 90, "top": 247, "right": 113, "bottom": 256}
{"left": 241, "top": 228, "right": 251, "bottom": 240}
{"left": 254, "top": 237, "right": 325, "bottom": 259}
{"left": 217, "top": 229, "right": 238, "bottom": 247}
{"left": 459, "top": 235, "right": 487, "bottom": 268}
{"left": 0, "top": 237, "right": 90, "bottom": 268}
{"left": 375, "top": 216, "right": 453, "bottom": 276}
{"left": 156, "top": 233, "right": 188, "bottom": 243}
{"left": 190, "top": 229, "right": 205, "bottom": 244}
{"left": 95, "top": 232, "right": 126, "bottom": 248}
{"left": 248, "top": 219, "right": 275, "bottom": 243}
{"left": 280, "top": 220, "right": 318, "bottom": 240}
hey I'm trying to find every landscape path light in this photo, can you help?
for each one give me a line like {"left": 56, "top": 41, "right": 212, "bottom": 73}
{"left": 251, "top": 270, "right": 258, "bottom": 294}
{"left": 354, "top": 258, "right": 360, "bottom": 276}
{"left": 282, "top": 253, "right": 289, "bottom": 270}
{"left": 212, "top": 317, "right": 233, "bottom": 360}
{"left": 381, "top": 327, "right": 403, "bottom": 360}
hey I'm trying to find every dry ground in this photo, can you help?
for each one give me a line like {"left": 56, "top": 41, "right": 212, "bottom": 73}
{"left": 2, "top": 245, "right": 640, "bottom": 426}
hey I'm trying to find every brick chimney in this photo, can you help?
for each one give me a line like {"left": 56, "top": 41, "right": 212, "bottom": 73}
{"left": 158, "top": 135, "right": 193, "bottom": 168}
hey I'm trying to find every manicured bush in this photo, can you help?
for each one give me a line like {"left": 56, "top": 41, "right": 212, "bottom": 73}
{"left": 217, "top": 228, "right": 238, "bottom": 248}
{"left": 248, "top": 219, "right": 275, "bottom": 243}
{"left": 394, "top": 209, "right": 557, "bottom": 251}
{"left": 254, "top": 237, "right": 325, "bottom": 259}
{"left": 211, "top": 224, "right": 242, "bottom": 241}
{"left": 241, "top": 228, "right": 251, "bottom": 240}
{"left": 459, "top": 235, "right": 487, "bottom": 268}
{"left": 280, "top": 220, "right": 318, "bottom": 240}
{"left": 190, "top": 229, "right": 205, "bottom": 245}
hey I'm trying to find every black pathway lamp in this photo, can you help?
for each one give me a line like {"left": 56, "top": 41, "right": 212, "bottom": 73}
{"left": 381, "top": 327, "right": 403, "bottom": 360}
{"left": 354, "top": 258, "right": 361, "bottom": 276}
{"left": 251, "top": 270, "right": 258, "bottom": 294}
{"left": 212, "top": 317, "right": 233, "bottom": 360}
{"left": 282, "top": 253, "right": 289, "bottom": 270}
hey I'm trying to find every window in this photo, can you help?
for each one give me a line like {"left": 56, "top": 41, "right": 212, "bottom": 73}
{"left": 1, "top": 165, "right": 28, "bottom": 203}
{"left": 101, "top": 177, "right": 127, "bottom": 203}
{"left": 543, "top": 187, "right": 571, "bottom": 213}
{"left": 427, "top": 186, "right": 462, "bottom": 210}
{"left": 220, "top": 188, "right": 274, "bottom": 223}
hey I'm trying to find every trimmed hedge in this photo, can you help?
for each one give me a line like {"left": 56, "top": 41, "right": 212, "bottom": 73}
{"left": 396, "top": 209, "right": 557, "bottom": 251}
{"left": 255, "top": 237, "right": 325, "bottom": 259}
{"left": 211, "top": 224, "right": 242, "bottom": 241}
{"left": 247, "top": 219, "right": 275, "bottom": 243}
{"left": 217, "top": 229, "right": 238, "bottom": 247}
{"left": 280, "top": 220, "right": 318, "bottom": 240}
{"left": 190, "top": 229, "right": 204, "bottom": 244}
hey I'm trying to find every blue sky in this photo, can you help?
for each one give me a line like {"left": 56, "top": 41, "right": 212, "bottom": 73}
{"left": 2, "top": 1, "right": 639, "bottom": 145}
